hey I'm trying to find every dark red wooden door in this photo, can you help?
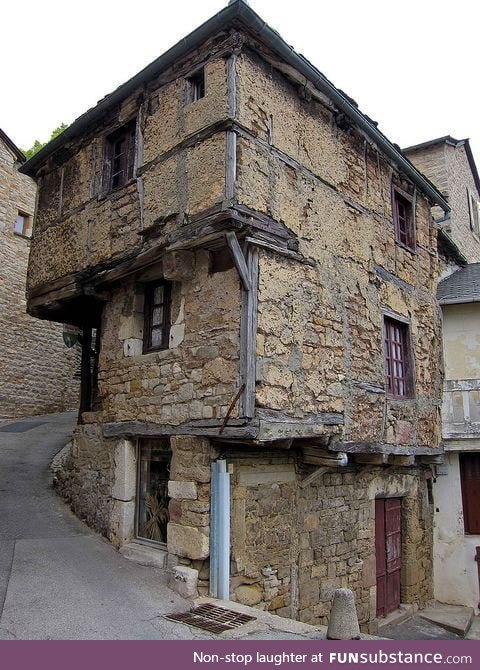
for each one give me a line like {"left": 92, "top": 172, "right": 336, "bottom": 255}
{"left": 376, "top": 498, "right": 401, "bottom": 617}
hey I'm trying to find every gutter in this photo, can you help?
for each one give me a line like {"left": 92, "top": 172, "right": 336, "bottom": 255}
{"left": 19, "top": 1, "right": 450, "bottom": 214}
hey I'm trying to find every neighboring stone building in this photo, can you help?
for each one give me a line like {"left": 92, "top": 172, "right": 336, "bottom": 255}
{"left": 0, "top": 128, "right": 80, "bottom": 419}
{"left": 406, "top": 137, "right": 480, "bottom": 611}
{"left": 404, "top": 136, "right": 480, "bottom": 269}
{"left": 21, "top": 0, "right": 449, "bottom": 632}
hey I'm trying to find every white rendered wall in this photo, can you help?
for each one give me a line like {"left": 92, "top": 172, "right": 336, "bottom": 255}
{"left": 434, "top": 453, "right": 480, "bottom": 610}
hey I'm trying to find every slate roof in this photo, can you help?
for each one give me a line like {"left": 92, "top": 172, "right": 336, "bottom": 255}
{"left": 438, "top": 263, "right": 480, "bottom": 305}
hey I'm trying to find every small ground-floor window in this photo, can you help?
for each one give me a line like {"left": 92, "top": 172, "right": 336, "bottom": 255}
{"left": 136, "top": 438, "right": 171, "bottom": 544}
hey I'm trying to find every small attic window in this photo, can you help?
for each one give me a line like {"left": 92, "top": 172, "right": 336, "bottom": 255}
{"left": 187, "top": 69, "right": 205, "bottom": 103}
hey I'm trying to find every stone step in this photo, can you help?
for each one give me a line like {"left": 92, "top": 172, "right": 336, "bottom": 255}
{"left": 418, "top": 603, "right": 474, "bottom": 637}
{"left": 119, "top": 542, "right": 167, "bottom": 569}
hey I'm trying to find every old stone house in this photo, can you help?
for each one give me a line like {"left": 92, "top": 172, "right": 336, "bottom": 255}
{"left": 405, "top": 137, "right": 480, "bottom": 611}
{"left": 22, "top": 0, "right": 449, "bottom": 632}
{"left": 0, "top": 128, "right": 79, "bottom": 418}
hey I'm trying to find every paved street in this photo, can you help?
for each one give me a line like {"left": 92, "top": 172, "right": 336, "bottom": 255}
{"left": 0, "top": 412, "right": 322, "bottom": 641}
{"left": 0, "top": 412, "right": 203, "bottom": 640}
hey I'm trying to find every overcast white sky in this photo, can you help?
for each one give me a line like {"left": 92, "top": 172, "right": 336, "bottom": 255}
{"left": 2, "top": 0, "right": 479, "bottom": 162}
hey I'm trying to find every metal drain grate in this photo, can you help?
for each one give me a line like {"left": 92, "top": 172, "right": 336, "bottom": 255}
{"left": 165, "top": 603, "right": 256, "bottom": 634}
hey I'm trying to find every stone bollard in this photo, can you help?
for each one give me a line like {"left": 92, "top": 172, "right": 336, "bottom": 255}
{"left": 327, "top": 588, "right": 361, "bottom": 640}
{"left": 169, "top": 565, "right": 199, "bottom": 599}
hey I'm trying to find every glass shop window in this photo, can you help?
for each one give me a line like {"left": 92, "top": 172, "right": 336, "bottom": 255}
{"left": 136, "top": 439, "right": 171, "bottom": 545}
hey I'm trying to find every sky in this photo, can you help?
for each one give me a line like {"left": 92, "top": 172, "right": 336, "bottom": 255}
{"left": 2, "top": 0, "right": 479, "bottom": 162}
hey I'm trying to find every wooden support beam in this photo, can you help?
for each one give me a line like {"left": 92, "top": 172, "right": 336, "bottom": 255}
{"left": 419, "top": 454, "right": 444, "bottom": 465}
{"left": 302, "top": 446, "right": 348, "bottom": 467}
{"left": 333, "top": 441, "right": 442, "bottom": 456}
{"left": 353, "top": 453, "right": 388, "bottom": 465}
{"left": 239, "top": 245, "right": 258, "bottom": 418}
{"left": 102, "top": 418, "right": 259, "bottom": 440}
{"left": 226, "top": 232, "right": 251, "bottom": 291}
{"left": 388, "top": 454, "right": 415, "bottom": 467}
{"left": 300, "top": 467, "right": 329, "bottom": 489}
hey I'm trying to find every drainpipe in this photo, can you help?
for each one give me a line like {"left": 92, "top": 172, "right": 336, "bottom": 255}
{"left": 475, "top": 547, "right": 480, "bottom": 609}
{"left": 209, "top": 460, "right": 231, "bottom": 600}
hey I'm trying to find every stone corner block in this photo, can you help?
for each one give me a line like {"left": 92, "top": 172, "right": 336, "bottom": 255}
{"left": 169, "top": 565, "right": 199, "bottom": 599}
{"left": 109, "top": 499, "right": 135, "bottom": 548}
{"left": 167, "top": 523, "right": 209, "bottom": 560}
{"left": 168, "top": 480, "right": 198, "bottom": 500}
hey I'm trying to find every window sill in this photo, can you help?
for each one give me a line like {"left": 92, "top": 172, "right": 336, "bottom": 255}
{"left": 14, "top": 232, "right": 31, "bottom": 241}
{"left": 387, "top": 394, "right": 415, "bottom": 402}
{"left": 97, "top": 177, "right": 137, "bottom": 202}
{"left": 143, "top": 345, "right": 169, "bottom": 355}
{"left": 395, "top": 241, "right": 417, "bottom": 255}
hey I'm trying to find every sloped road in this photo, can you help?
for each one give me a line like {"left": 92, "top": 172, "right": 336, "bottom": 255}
{"left": 0, "top": 412, "right": 197, "bottom": 640}
{"left": 0, "top": 412, "right": 325, "bottom": 641}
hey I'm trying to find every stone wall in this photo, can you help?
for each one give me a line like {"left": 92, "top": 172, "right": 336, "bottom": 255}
{"left": 93, "top": 250, "right": 241, "bottom": 425}
{"left": 229, "top": 457, "right": 433, "bottom": 631}
{"left": 0, "top": 136, "right": 80, "bottom": 418}
{"left": 237, "top": 50, "right": 442, "bottom": 450}
{"left": 405, "top": 141, "right": 480, "bottom": 264}
{"left": 54, "top": 424, "right": 116, "bottom": 537}
{"left": 27, "top": 47, "right": 233, "bottom": 295}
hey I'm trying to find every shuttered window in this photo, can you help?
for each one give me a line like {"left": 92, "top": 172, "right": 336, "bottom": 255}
{"left": 460, "top": 453, "right": 480, "bottom": 534}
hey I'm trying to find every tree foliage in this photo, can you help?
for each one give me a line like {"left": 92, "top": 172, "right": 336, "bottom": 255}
{"left": 23, "top": 123, "right": 68, "bottom": 160}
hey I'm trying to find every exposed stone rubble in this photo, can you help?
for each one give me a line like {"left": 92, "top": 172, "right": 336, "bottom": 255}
{"left": 22, "top": 1, "right": 446, "bottom": 633}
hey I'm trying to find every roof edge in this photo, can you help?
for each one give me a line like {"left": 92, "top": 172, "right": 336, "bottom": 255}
{"left": 19, "top": 0, "right": 449, "bottom": 212}
{"left": 0, "top": 128, "right": 26, "bottom": 163}
{"left": 403, "top": 136, "right": 464, "bottom": 153}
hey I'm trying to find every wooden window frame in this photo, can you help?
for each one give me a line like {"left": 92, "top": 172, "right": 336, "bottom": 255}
{"left": 460, "top": 453, "right": 480, "bottom": 534}
{"left": 143, "top": 280, "right": 172, "bottom": 354}
{"left": 14, "top": 210, "right": 32, "bottom": 238}
{"left": 467, "top": 187, "right": 480, "bottom": 237}
{"left": 103, "top": 121, "right": 136, "bottom": 193}
{"left": 187, "top": 68, "right": 205, "bottom": 103}
{"left": 384, "top": 316, "right": 413, "bottom": 399}
{"left": 392, "top": 186, "right": 415, "bottom": 251}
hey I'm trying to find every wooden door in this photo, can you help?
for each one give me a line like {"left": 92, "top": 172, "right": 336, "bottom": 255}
{"left": 376, "top": 497, "right": 401, "bottom": 617}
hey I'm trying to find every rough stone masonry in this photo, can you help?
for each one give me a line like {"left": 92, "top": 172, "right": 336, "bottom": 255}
{"left": 21, "top": 1, "right": 447, "bottom": 633}
{"left": 0, "top": 130, "right": 80, "bottom": 418}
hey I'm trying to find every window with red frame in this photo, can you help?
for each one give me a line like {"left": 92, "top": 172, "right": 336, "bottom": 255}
{"left": 393, "top": 187, "right": 415, "bottom": 250}
{"left": 384, "top": 317, "right": 412, "bottom": 398}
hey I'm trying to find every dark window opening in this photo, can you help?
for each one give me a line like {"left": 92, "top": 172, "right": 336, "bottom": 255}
{"left": 393, "top": 187, "right": 415, "bottom": 249}
{"left": 136, "top": 439, "right": 170, "bottom": 544}
{"left": 460, "top": 453, "right": 480, "bottom": 534}
{"left": 143, "top": 280, "right": 172, "bottom": 353}
{"left": 210, "top": 248, "right": 235, "bottom": 274}
{"left": 384, "top": 317, "right": 413, "bottom": 398}
{"left": 188, "top": 69, "right": 205, "bottom": 102}
{"left": 104, "top": 122, "right": 136, "bottom": 192}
